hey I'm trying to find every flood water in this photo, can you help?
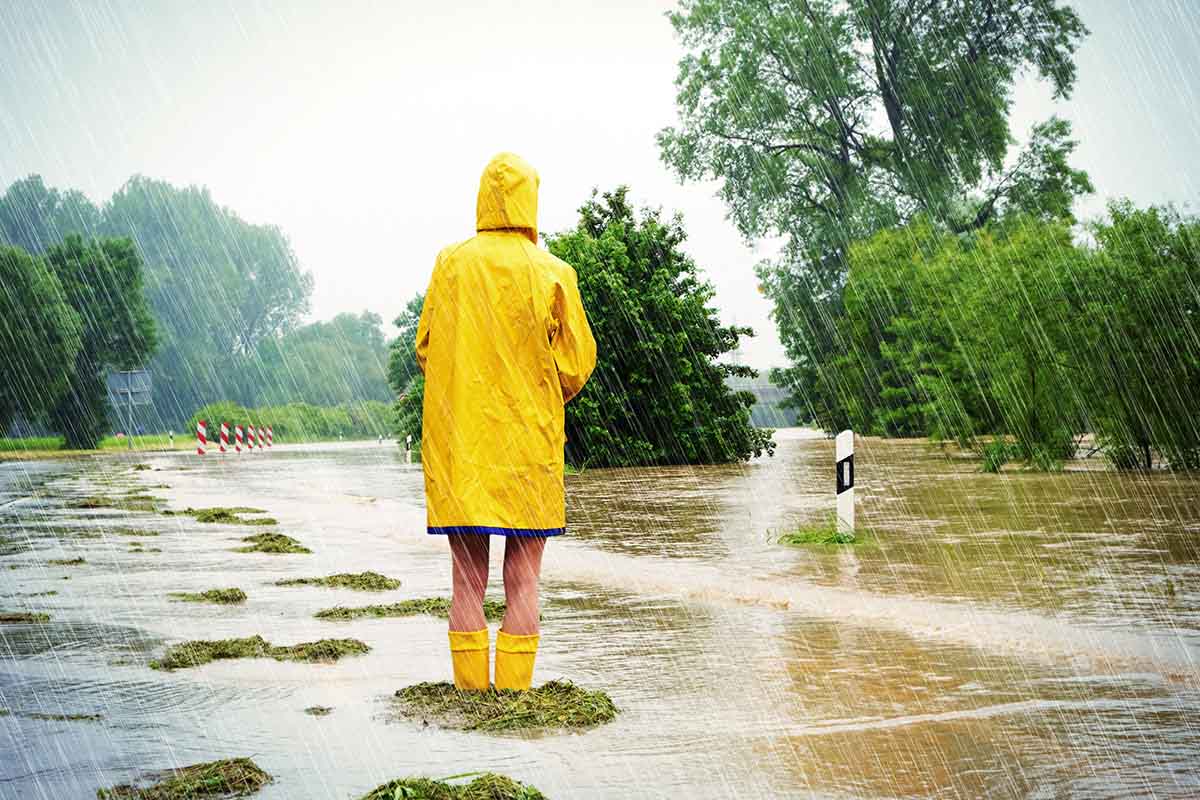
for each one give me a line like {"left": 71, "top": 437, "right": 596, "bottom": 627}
{"left": 1, "top": 429, "right": 1198, "bottom": 799}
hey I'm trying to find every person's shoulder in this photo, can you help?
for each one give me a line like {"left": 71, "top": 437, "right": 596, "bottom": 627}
{"left": 435, "top": 237, "right": 476, "bottom": 266}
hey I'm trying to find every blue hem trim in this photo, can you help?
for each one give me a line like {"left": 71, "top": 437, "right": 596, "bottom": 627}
{"left": 428, "top": 525, "right": 565, "bottom": 537}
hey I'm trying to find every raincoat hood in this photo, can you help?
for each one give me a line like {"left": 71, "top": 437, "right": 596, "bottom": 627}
{"left": 476, "top": 152, "right": 539, "bottom": 244}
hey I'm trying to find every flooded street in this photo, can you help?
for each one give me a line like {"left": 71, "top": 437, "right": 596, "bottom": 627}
{"left": 1, "top": 430, "right": 1198, "bottom": 798}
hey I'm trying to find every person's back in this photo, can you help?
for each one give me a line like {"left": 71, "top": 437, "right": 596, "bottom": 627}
{"left": 415, "top": 152, "right": 595, "bottom": 691}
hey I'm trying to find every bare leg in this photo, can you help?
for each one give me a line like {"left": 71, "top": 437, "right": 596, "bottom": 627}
{"left": 501, "top": 536, "right": 545, "bottom": 635}
{"left": 448, "top": 534, "right": 490, "bottom": 631}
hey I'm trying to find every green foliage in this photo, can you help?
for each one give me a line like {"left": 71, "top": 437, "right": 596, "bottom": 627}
{"left": 39, "top": 235, "right": 158, "bottom": 448}
{"left": 0, "top": 245, "right": 82, "bottom": 432}
{"left": 275, "top": 571, "right": 401, "bottom": 591}
{"left": 96, "top": 758, "right": 271, "bottom": 800}
{"left": 814, "top": 205, "right": 1200, "bottom": 470}
{"left": 315, "top": 598, "right": 506, "bottom": 622}
{"left": 102, "top": 176, "right": 313, "bottom": 421}
{"left": 979, "top": 440, "right": 1015, "bottom": 474}
{"left": 167, "top": 588, "right": 247, "bottom": 604}
{"left": 188, "top": 400, "right": 391, "bottom": 443}
{"left": 235, "top": 533, "right": 310, "bottom": 554}
{"left": 361, "top": 774, "right": 545, "bottom": 800}
{"left": 388, "top": 294, "right": 425, "bottom": 446}
{"left": 388, "top": 294, "right": 424, "bottom": 397}
{"left": 252, "top": 311, "right": 393, "bottom": 407}
{"left": 546, "top": 188, "right": 774, "bottom": 467}
{"left": 392, "top": 680, "right": 618, "bottom": 732}
{"left": 660, "top": 0, "right": 1093, "bottom": 441}
{"left": 393, "top": 374, "right": 424, "bottom": 445}
{"left": 1075, "top": 203, "right": 1200, "bottom": 470}
{"left": 149, "top": 635, "right": 368, "bottom": 670}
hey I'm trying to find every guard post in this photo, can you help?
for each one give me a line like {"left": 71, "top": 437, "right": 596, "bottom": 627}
{"left": 835, "top": 429, "right": 854, "bottom": 533}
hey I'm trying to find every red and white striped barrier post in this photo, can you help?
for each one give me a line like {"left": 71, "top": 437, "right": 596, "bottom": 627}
{"left": 196, "top": 420, "right": 206, "bottom": 456}
{"left": 246, "top": 424, "right": 256, "bottom": 450}
{"left": 235, "top": 424, "right": 243, "bottom": 453}
{"left": 219, "top": 422, "right": 229, "bottom": 453}
{"left": 266, "top": 426, "right": 273, "bottom": 447}
{"left": 255, "top": 426, "right": 264, "bottom": 449}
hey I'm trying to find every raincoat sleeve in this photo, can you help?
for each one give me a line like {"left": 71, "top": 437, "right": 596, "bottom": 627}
{"left": 550, "top": 265, "right": 596, "bottom": 403}
{"left": 414, "top": 259, "right": 439, "bottom": 375}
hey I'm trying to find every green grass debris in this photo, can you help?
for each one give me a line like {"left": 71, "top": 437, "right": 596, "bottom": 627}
{"left": 168, "top": 588, "right": 247, "bottom": 604}
{"left": 96, "top": 757, "right": 272, "bottom": 799}
{"left": 275, "top": 571, "right": 399, "bottom": 591}
{"left": 777, "top": 516, "right": 864, "bottom": 546}
{"left": 28, "top": 712, "right": 102, "bottom": 722}
{"left": 48, "top": 556, "right": 86, "bottom": 566}
{"left": 392, "top": 680, "right": 617, "bottom": 732}
{"left": 235, "top": 533, "right": 310, "bottom": 554}
{"left": 111, "top": 528, "right": 160, "bottom": 537}
{"left": 70, "top": 496, "right": 160, "bottom": 513}
{"left": 166, "top": 507, "right": 276, "bottom": 526}
{"left": 315, "top": 597, "right": 505, "bottom": 622}
{"left": 0, "top": 611, "right": 50, "bottom": 623}
{"left": 360, "top": 773, "right": 546, "bottom": 800}
{"left": 304, "top": 706, "right": 332, "bottom": 717}
{"left": 149, "top": 635, "right": 369, "bottom": 670}
{"left": 131, "top": 463, "right": 152, "bottom": 471}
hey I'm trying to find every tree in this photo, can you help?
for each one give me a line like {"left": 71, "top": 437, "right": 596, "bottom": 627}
{"left": 388, "top": 294, "right": 424, "bottom": 396}
{"left": 0, "top": 176, "right": 102, "bottom": 254}
{"left": 659, "top": 0, "right": 1092, "bottom": 426}
{"left": 546, "top": 188, "right": 773, "bottom": 467}
{"left": 44, "top": 235, "right": 158, "bottom": 448}
{"left": 101, "top": 176, "right": 313, "bottom": 422}
{"left": 1077, "top": 202, "right": 1200, "bottom": 469}
{"left": 0, "top": 245, "right": 82, "bottom": 433}
{"left": 252, "top": 311, "right": 392, "bottom": 406}
{"left": 387, "top": 294, "right": 425, "bottom": 446}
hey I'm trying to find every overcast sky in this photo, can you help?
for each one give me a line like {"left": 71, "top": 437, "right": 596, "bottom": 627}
{"left": 1, "top": 0, "right": 1197, "bottom": 369}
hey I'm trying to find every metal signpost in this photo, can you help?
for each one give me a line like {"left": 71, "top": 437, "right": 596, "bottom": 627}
{"left": 105, "top": 370, "right": 152, "bottom": 450}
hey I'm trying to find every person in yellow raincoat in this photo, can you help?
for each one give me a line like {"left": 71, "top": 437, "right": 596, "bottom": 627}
{"left": 415, "top": 152, "right": 596, "bottom": 692}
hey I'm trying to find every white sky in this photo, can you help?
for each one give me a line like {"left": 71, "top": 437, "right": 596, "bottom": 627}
{"left": 1, "top": 0, "right": 1197, "bottom": 369}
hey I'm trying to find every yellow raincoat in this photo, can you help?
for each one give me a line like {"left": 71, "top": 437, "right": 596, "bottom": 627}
{"left": 415, "top": 153, "right": 596, "bottom": 536}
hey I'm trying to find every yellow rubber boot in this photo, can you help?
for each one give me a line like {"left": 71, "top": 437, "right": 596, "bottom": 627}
{"left": 448, "top": 629, "right": 489, "bottom": 691}
{"left": 494, "top": 630, "right": 539, "bottom": 691}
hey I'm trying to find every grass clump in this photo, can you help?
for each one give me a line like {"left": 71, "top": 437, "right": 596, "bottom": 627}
{"left": 316, "top": 597, "right": 504, "bottom": 622}
{"left": 167, "top": 507, "right": 276, "bottom": 526}
{"left": 96, "top": 757, "right": 271, "bottom": 799}
{"left": 70, "top": 496, "right": 160, "bottom": 513}
{"left": 360, "top": 773, "right": 546, "bottom": 800}
{"left": 304, "top": 705, "right": 332, "bottom": 716}
{"left": 235, "top": 533, "right": 310, "bottom": 554}
{"left": 149, "top": 635, "right": 369, "bottom": 670}
{"left": 275, "top": 571, "right": 398, "bottom": 590}
{"left": 168, "top": 588, "right": 247, "bottom": 604}
{"left": 777, "top": 515, "right": 863, "bottom": 546}
{"left": 48, "top": 556, "right": 86, "bottom": 566}
{"left": 392, "top": 680, "right": 617, "bottom": 732}
{"left": 28, "top": 712, "right": 102, "bottom": 722}
{"left": 0, "top": 611, "right": 50, "bottom": 623}
{"left": 130, "top": 463, "right": 152, "bottom": 471}
{"left": 111, "top": 528, "right": 160, "bottom": 537}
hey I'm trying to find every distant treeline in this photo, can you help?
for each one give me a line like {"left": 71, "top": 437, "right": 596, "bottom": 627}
{"left": 0, "top": 176, "right": 392, "bottom": 434}
{"left": 659, "top": 0, "right": 1200, "bottom": 470}
{"left": 815, "top": 205, "right": 1200, "bottom": 471}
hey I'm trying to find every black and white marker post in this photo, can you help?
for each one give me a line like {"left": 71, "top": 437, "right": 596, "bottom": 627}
{"left": 835, "top": 429, "right": 854, "bottom": 533}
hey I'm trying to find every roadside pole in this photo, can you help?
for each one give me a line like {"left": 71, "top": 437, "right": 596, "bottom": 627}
{"left": 836, "top": 429, "right": 854, "bottom": 533}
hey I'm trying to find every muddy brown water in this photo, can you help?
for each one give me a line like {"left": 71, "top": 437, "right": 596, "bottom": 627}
{"left": 0, "top": 429, "right": 1197, "bottom": 798}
